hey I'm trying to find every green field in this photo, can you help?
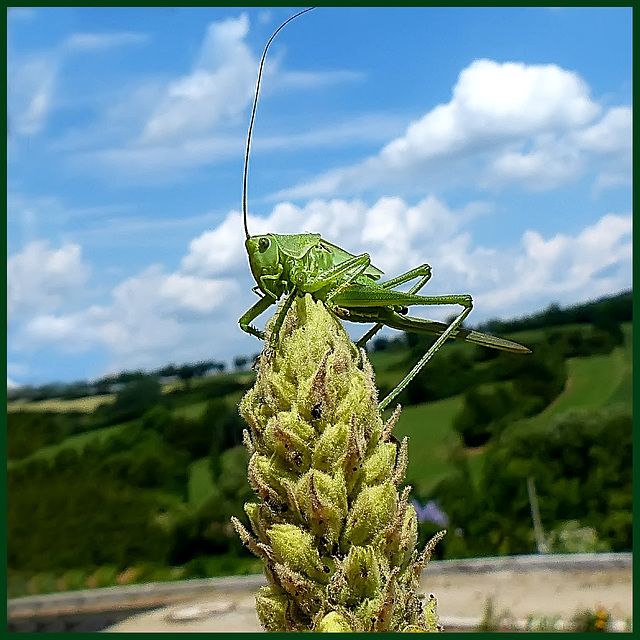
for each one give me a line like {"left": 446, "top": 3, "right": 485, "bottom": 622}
{"left": 173, "top": 400, "right": 210, "bottom": 420}
{"left": 171, "top": 390, "right": 246, "bottom": 421}
{"left": 539, "top": 351, "right": 628, "bottom": 417}
{"left": 7, "top": 394, "right": 116, "bottom": 413}
{"left": 391, "top": 397, "right": 463, "bottom": 496}
{"left": 188, "top": 457, "right": 216, "bottom": 506}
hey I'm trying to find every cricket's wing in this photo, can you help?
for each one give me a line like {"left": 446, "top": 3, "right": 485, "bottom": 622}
{"left": 318, "top": 239, "right": 385, "bottom": 280}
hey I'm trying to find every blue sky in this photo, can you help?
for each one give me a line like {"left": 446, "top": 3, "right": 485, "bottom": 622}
{"left": 7, "top": 6, "right": 632, "bottom": 387}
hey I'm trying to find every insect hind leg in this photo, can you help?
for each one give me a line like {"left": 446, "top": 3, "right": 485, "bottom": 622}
{"left": 355, "top": 263, "right": 433, "bottom": 349}
{"left": 379, "top": 263, "right": 432, "bottom": 290}
{"left": 378, "top": 295, "right": 473, "bottom": 411}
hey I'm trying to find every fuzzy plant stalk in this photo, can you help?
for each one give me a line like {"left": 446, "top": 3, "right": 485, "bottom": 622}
{"left": 232, "top": 294, "right": 446, "bottom": 632}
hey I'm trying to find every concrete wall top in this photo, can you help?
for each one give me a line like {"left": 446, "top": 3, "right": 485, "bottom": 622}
{"left": 8, "top": 552, "right": 632, "bottom": 617}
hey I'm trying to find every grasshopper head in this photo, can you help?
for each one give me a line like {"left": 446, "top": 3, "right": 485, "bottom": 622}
{"left": 245, "top": 234, "right": 284, "bottom": 297}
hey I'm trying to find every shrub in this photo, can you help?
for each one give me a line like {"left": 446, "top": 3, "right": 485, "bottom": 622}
{"left": 95, "top": 375, "right": 162, "bottom": 426}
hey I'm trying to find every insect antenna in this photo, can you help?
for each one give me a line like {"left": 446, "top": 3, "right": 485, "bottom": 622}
{"left": 242, "top": 7, "right": 315, "bottom": 239}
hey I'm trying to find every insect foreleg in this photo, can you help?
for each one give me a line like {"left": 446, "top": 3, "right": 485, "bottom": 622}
{"left": 265, "top": 290, "right": 297, "bottom": 353}
{"left": 239, "top": 295, "right": 277, "bottom": 340}
{"left": 378, "top": 294, "right": 473, "bottom": 411}
{"left": 355, "top": 264, "right": 433, "bottom": 348}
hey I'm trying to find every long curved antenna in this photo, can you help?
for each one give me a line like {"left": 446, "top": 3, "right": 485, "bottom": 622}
{"left": 242, "top": 7, "right": 315, "bottom": 239}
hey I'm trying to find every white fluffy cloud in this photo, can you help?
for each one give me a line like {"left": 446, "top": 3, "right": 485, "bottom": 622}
{"left": 8, "top": 193, "right": 632, "bottom": 381}
{"left": 140, "top": 14, "right": 256, "bottom": 144}
{"left": 382, "top": 59, "right": 599, "bottom": 163}
{"left": 277, "top": 59, "right": 630, "bottom": 199}
{"left": 16, "top": 263, "right": 238, "bottom": 364}
{"left": 7, "top": 241, "right": 90, "bottom": 320}
{"left": 472, "top": 212, "right": 632, "bottom": 312}
{"left": 181, "top": 212, "right": 247, "bottom": 277}
{"left": 81, "top": 14, "right": 368, "bottom": 182}
{"left": 134, "top": 14, "right": 363, "bottom": 149}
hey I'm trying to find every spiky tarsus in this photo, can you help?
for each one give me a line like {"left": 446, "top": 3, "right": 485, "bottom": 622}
{"left": 232, "top": 294, "right": 445, "bottom": 632}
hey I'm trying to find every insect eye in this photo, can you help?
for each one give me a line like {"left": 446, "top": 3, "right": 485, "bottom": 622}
{"left": 258, "top": 237, "right": 270, "bottom": 252}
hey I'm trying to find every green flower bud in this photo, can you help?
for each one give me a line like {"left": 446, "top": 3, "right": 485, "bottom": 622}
{"left": 232, "top": 295, "right": 444, "bottom": 631}
{"left": 295, "top": 469, "right": 347, "bottom": 547}
{"left": 268, "top": 523, "right": 329, "bottom": 583}
{"left": 256, "top": 586, "right": 301, "bottom": 632}
{"left": 343, "top": 482, "right": 397, "bottom": 546}
{"left": 315, "top": 610, "right": 355, "bottom": 632}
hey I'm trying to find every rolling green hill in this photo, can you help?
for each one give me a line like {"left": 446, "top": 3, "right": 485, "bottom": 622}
{"left": 386, "top": 322, "right": 632, "bottom": 496}
{"left": 7, "top": 423, "right": 129, "bottom": 469}
{"left": 6, "top": 296, "right": 632, "bottom": 596}
{"left": 8, "top": 323, "right": 631, "bottom": 487}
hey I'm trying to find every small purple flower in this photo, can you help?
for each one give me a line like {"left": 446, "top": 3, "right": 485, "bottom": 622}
{"left": 410, "top": 500, "right": 450, "bottom": 527}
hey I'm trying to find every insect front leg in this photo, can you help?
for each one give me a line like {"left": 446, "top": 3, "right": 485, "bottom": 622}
{"left": 355, "top": 264, "right": 433, "bottom": 349}
{"left": 265, "top": 290, "right": 297, "bottom": 356}
{"left": 239, "top": 295, "right": 277, "bottom": 340}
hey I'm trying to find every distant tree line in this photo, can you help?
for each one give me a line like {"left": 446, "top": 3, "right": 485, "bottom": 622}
{"left": 6, "top": 356, "right": 251, "bottom": 403}
{"left": 370, "top": 289, "right": 630, "bottom": 355}
{"left": 478, "top": 290, "right": 631, "bottom": 334}
{"left": 8, "top": 373, "right": 252, "bottom": 462}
